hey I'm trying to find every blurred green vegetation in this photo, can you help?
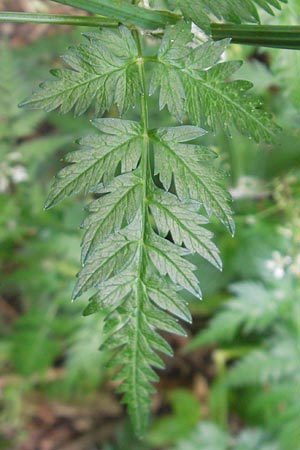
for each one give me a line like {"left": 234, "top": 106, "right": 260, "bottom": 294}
{"left": 1, "top": 4, "right": 300, "bottom": 447}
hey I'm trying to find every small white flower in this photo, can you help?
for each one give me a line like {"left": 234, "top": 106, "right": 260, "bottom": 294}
{"left": 7, "top": 220, "right": 17, "bottom": 230}
{"left": 277, "top": 226, "right": 293, "bottom": 240}
{"left": 245, "top": 215, "right": 256, "bottom": 225}
{"left": 289, "top": 254, "right": 300, "bottom": 277}
{"left": 0, "top": 175, "right": 9, "bottom": 193}
{"left": 7, "top": 152, "right": 22, "bottom": 162}
{"left": 9, "top": 165, "right": 29, "bottom": 183}
{"left": 265, "top": 251, "right": 292, "bottom": 280}
{"left": 229, "top": 176, "right": 269, "bottom": 200}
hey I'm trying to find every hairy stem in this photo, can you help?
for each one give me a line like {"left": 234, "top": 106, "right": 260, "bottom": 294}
{"left": 0, "top": 11, "right": 117, "bottom": 27}
{"left": 211, "top": 23, "right": 300, "bottom": 50}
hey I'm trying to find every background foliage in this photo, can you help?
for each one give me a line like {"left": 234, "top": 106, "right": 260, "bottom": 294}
{"left": 1, "top": 0, "right": 300, "bottom": 449}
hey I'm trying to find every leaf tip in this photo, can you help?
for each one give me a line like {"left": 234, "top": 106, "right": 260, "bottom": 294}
{"left": 18, "top": 98, "right": 28, "bottom": 109}
{"left": 44, "top": 201, "right": 51, "bottom": 210}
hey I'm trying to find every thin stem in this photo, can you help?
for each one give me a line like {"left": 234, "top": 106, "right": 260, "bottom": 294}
{"left": 133, "top": 27, "right": 149, "bottom": 273}
{"left": 130, "top": 21, "right": 151, "bottom": 433}
{"left": 132, "top": 0, "right": 150, "bottom": 275}
{"left": 0, "top": 11, "right": 118, "bottom": 27}
{"left": 211, "top": 23, "right": 300, "bottom": 50}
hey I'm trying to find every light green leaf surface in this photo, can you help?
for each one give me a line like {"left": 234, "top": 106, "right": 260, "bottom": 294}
{"left": 151, "top": 126, "right": 234, "bottom": 233}
{"left": 45, "top": 119, "right": 142, "bottom": 208}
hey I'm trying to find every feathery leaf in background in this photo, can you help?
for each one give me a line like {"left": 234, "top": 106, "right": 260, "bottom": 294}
{"left": 188, "top": 282, "right": 289, "bottom": 349}
{"left": 171, "top": 422, "right": 279, "bottom": 450}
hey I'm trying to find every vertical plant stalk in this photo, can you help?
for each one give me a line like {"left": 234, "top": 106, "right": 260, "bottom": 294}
{"left": 133, "top": 26, "right": 150, "bottom": 270}
{"left": 129, "top": 23, "right": 151, "bottom": 432}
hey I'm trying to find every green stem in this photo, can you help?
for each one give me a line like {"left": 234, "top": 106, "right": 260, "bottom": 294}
{"left": 52, "top": 0, "right": 180, "bottom": 29}
{"left": 211, "top": 23, "right": 300, "bottom": 50}
{"left": 133, "top": 27, "right": 149, "bottom": 273}
{"left": 0, "top": 11, "right": 117, "bottom": 27}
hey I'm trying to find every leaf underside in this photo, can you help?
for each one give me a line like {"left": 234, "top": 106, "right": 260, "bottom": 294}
{"left": 20, "top": 26, "right": 141, "bottom": 116}
{"left": 20, "top": 22, "right": 280, "bottom": 434}
{"left": 172, "top": 0, "right": 288, "bottom": 32}
{"left": 150, "top": 22, "right": 280, "bottom": 142}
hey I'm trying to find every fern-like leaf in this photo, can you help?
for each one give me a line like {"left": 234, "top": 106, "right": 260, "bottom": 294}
{"left": 188, "top": 282, "right": 288, "bottom": 349}
{"left": 44, "top": 122, "right": 228, "bottom": 433}
{"left": 171, "top": 422, "right": 279, "bottom": 450}
{"left": 21, "top": 25, "right": 240, "bottom": 433}
{"left": 151, "top": 22, "right": 280, "bottom": 142}
{"left": 227, "top": 328, "right": 300, "bottom": 386}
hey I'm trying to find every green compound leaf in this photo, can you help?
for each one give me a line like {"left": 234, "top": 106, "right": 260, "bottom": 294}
{"left": 151, "top": 22, "right": 280, "bottom": 142}
{"left": 173, "top": 0, "right": 287, "bottom": 32}
{"left": 20, "top": 25, "right": 235, "bottom": 434}
{"left": 20, "top": 26, "right": 140, "bottom": 116}
{"left": 59, "top": 128, "right": 227, "bottom": 434}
